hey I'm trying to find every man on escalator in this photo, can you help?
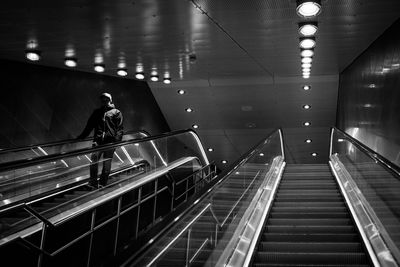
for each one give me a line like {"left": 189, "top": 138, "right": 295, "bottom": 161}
{"left": 77, "top": 93, "right": 124, "bottom": 189}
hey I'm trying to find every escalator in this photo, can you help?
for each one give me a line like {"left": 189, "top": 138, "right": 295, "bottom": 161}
{"left": 251, "top": 164, "right": 372, "bottom": 266}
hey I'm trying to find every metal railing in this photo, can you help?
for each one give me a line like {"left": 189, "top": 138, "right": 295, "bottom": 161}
{"left": 132, "top": 128, "right": 285, "bottom": 267}
{"left": 0, "top": 156, "right": 217, "bottom": 266}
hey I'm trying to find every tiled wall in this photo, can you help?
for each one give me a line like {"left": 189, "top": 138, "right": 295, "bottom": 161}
{"left": 0, "top": 59, "right": 170, "bottom": 148}
{"left": 337, "top": 19, "right": 400, "bottom": 166}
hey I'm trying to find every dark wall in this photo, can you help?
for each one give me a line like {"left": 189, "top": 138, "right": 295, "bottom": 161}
{"left": 0, "top": 59, "right": 170, "bottom": 148}
{"left": 337, "top": 19, "right": 400, "bottom": 167}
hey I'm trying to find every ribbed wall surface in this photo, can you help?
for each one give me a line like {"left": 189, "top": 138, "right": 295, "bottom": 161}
{"left": 251, "top": 164, "right": 372, "bottom": 267}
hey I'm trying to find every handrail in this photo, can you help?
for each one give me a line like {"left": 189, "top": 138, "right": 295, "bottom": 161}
{"left": 0, "top": 129, "right": 209, "bottom": 172}
{"left": 140, "top": 128, "right": 283, "bottom": 266}
{"left": 330, "top": 127, "right": 400, "bottom": 178}
{"left": 0, "top": 129, "right": 149, "bottom": 154}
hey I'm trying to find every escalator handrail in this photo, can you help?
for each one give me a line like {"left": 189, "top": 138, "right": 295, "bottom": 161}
{"left": 330, "top": 127, "right": 400, "bottom": 178}
{"left": 141, "top": 128, "right": 284, "bottom": 266}
{"left": 0, "top": 129, "right": 209, "bottom": 172}
{"left": 0, "top": 129, "right": 150, "bottom": 155}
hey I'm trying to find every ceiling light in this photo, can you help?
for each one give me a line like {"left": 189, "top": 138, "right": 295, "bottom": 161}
{"left": 301, "top": 49, "right": 314, "bottom": 57}
{"left": 311, "top": 152, "right": 318, "bottom": 157}
{"left": 300, "top": 38, "right": 316, "bottom": 49}
{"left": 185, "top": 108, "right": 193, "bottom": 112}
{"left": 192, "top": 124, "right": 199, "bottom": 129}
{"left": 305, "top": 139, "right": 312, "bottom": 143}
{"left": 150, "top": 75, "right": 159, "bottom": 82}
{"left": 163, "top": 78, "right": 172, "bottom": 84}
{"left": 368, "top": 84, "right": 376, "bottom": 88}
{"left": 94, "top": 64, "right": 105, "bottom": 73}
{"left": 338, "top": 138, "right": 345, "bottom": 142}
{"left": 235, "top": 172, "right": 240, "bottom": 175}
{"left": 117, "top": 69, "right": 128, "bottom": 76}
{"left": 303, "top": 75, "right": 310, "bottom": 79}
{"left": 296, "top": 0, "right": 322, "bottom": 18}
{"left": 208, "top": 148, "right": 213, "bottom": 152}
{"left": 259, "top": 153, "right": 264, "bottom": 156}
{"left": 301, "top": 57, "right": 313, "bottom": 64}
{"left": 303, "top": 122, "right": 311, "bottom": 126}
{"left": 302, "top": 68, "right": 311, "bottom": 73}
{"left": 135, "top": 72, "right": 145, "bottom": 80}
{"left": 302, "top": 63, "right": 312, "bottom": 68}
{"left": 299, "top": 23, "right": 318, "bottom": 37}
{"left": 26, "top": 50, "right": 41, "bottom": 61}
{"left": 303, "top": 85, "right": 311, "bottom": 90}
{"left": 178, "top": 90, "right": 186, "bottom": 95}
{"left": 303, "top": 104, "right": 311, "bottom": 110}
{"left": 221, "top": 160, "right": 227, "bottom": 164}
{"left": 65, "top": 58, "right": 77, "bottom": 67}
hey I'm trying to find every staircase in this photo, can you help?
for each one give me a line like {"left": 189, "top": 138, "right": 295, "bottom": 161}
{"left": 251, "top": 164, "right": 372, "bottom": 267}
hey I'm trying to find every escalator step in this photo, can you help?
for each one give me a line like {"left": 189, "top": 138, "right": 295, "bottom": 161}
{"left": 261, "top": 233, "right": 360, "bottom": 242}
{"left": 271, "top": 207, "right": 347, "bottom": 213}
{"left": 273, "top": 202, "right": 345, "bottom": 207}
{"left": 254, "top": 252, "right": 368, "bottom": 265}
{"left": 267, "top": 218, "right": 352, "bottom": 226}
{"left": 258, "top": 242, "right": 364, "bottom": 253}
{"left": 265, "top": 225, "right": 355, "bottom": 233}
{"left": 269, "top": 212, "right": 349, "bottom": 219}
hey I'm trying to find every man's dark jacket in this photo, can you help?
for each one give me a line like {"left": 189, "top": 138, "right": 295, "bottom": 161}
{"left": 78, "top": 104, "right": 123, "bottom": 144}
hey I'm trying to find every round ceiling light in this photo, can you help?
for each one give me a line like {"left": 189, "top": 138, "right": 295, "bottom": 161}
{"left": 185, "top": 108, "right": 193, "bottom": 113}
{"left": 299, "top": 23, "right": 318, "bottom": 36}
{"left": 302, "top": 63, "right": 312, "bottom": 68}
{"left": 303, "top": 85, "right": 311, "bottom": 90}
{"left": 221, "top": 160, "right": 227, "bottom": 164}
{"left": 117, "top": 69, "right": 128, "bottom": 76}
{"left": 303, "top": 75, "right": 310, "bottom": 79}
{"left": 150, "top": 75, "right": 159, "bottom": 82}
{"left": 305, "top": 139, "right": 312, "bottom": 143}
{"left": 301, "top": 57, "right": 313, "bottom": 64}
{"left": 26, "top": 50, "right": 41, "bottom": 61}
{"left": 208, "top": 148, "right": 213, "bottom": 152}
{"left": 296, "top": 1, "right": 322, "bottom": 18}
{"left": 163, "top": 77, "right": 172, "bottom": 84}
{"left": 300, "top": 38, "right": 316, "bottom": 49}
{"left": 301, "top": 49, "right": 314, "bottom": 58}
{"left": 311, "top": 152, "right": 318, "bottom": 157}
{"left": 303, "top": 104, "right": 311, "bottom": 110}
{"left": 135, "top": 72, "right": 145, "bottom": 80}
{"left": 303, "top": 122, "right": 311, "bottom": 126}
{"left": 192, "top": 124, "right": 199, "bottom": 129}
{"left": 302, "top": 67, "right": 311, "bottom": 72}
{"left": 65, "top": 58, "right": 77, "bottom": 67}
{"left": 177, "top": 89, "right": 186, "bottom": 95}
{"left": 94, "top": 64, "right": 105, "bottom": 73}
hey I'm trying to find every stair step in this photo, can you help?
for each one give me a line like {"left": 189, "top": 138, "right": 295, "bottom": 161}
{"left": 271, "top": 207, "right": 347, "bottom": 213}
{"left": 267, "top": 218, "right": 352, "bottom": 226}
{"left": 273, "top": 202, "right": 345, "bottom": 207}
{"left": 265, "top": 225, "right": 355, "bottom": 233}
{"left": 269, "top": 212, "right": 349, "bottom": 219}
{"left": 261, "top": 233, "right": 360, "bottom": 242}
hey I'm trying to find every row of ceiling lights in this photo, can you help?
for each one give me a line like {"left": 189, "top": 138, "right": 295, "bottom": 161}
{"left": 296, "top": 0, "right": 322, "bottom": 79}
{"left": 296, "top": 1, "right": 322, "bottom": 157}
{"left": 25, "top": 50, "right": 172, "bottom": 84}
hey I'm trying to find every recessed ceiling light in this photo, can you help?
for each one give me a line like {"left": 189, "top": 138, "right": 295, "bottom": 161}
{"left": 192, "top": 124, "right": 199, "bottom": 129}
{"left": 163, "top": 77, "right": 172, "bottom": 84}
{"left": 178, "top": 89, "right": 186, "bottom": 95}
{"left": 299, "top": 23, "right": 318, "bottom": 36}
{"left": 302, "top": 63, "right": 312, "bottom": 68}
{"left": 301, "top": 49, "right": 314, "bottom": 57}
{"left": 296, "top": 0, "right": 322, "bottom": 18}
{"left": 303, "top": 85, "right": 311, "bottom": 90}
{"left": 150, "top": 75, "right": 159, "bottom": 82}
{"left": 303, "top": 75, "right": 310, "bottom": 79}
{"left": 94, "top": 64, "right": 105, "bottom": 73}
{"left": 305, "top": 139, "right": 312, "bottom": 143}
{"left": 221, "top": 160, "right": 227, "bottom": 164}
{"left": 301, "top": 57, "right": 313, "bottom": 64}
{"left": 303, "top": 104, "right": 311, "bottom": 110}
{"left": 338, "top": 138, "right": 345, "bottom": 142}
{"left": 303, "top": 69, "right": 311, "bottom": 73}
{"left": 311, "top": 152, "right": 318, "bottom": 157}
{"left": 235, "top": 171, "right": 240, "bottom": 175}
{"left": 208, "top": 148, "right": 213, "bottom": 152}
{"left": 65, "top": 58, "right": 77, "bottom": 67}
{"left": 135, "top": 72, "right": 145, "bottom": 80}
{"left": 185, "top": 108, "right": 193, "bottom": 113}
{"left": 368, "top": 84, "right": 376, "bottom": 88}
{"left": 259, "top": 153, "right": 265, "bottom": 156}
{"left": 26, "top": 50, "right": 41, "bottom": 61}
{"left": 300, "top": 38, "right": 316, "bottom": 49}
{"left": 117, "top": 69, "right": 128, "bottom": 76}
{"left": 303, "top": 121, "right": 311, "bottom": 126}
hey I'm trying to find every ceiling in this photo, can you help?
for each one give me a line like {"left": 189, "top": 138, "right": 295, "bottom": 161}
{"left": 0, "top": 0, "right": 400, "bottom": 169}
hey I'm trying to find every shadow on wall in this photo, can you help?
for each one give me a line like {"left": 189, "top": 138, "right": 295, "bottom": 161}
{"left": 0, "top": 59, "right": 170, "bottom": 148}
{"left": 337, "top": 18, "right": 400, "bottom": 167}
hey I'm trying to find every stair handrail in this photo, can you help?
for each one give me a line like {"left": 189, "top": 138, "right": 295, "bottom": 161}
{"left": 0, "top": 129, "right": 149, "bottom": 155}
{"left": 329, "top": 127, "right": 400, "bottom": 178}
{"left": 0, "top": 129, "right": 209, "bottom": 172}
{"left": 139, "top": 128, "right": 284, "bottom": 266}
